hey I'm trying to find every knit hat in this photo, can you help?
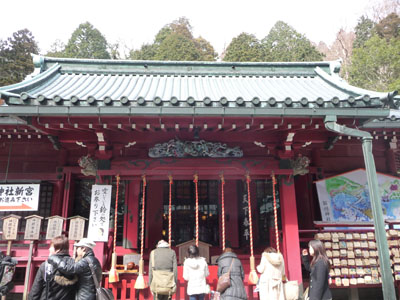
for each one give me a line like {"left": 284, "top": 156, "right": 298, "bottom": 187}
{"left": 157, "top": 240, "right": 169, "bottom": 248}
{"left": 74, "top": 238, "right": 96, "bottom": 249}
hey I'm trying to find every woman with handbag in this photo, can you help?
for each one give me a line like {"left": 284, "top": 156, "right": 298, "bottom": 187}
{"left": 256, "top": 247, "right": 285, "bottom": 300}
{"left": 301, "top": 240, "right": 332, "bottom": 300}
{"left": 216, "top": 248, "right": 247, "bottom": 300}
{"left": 183, "top": 245, "right": 210, "bottom": 300}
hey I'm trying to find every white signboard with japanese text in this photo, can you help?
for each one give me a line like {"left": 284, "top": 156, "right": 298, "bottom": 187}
{"left": 88, "top": 185, "right": 112, "bottom": 242}
{"left": 0, "top": 184, "right": 40, "bottom": 211}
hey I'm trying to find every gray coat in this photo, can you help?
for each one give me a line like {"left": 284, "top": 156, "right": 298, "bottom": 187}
{"left": 217, "top": 252, "right": 247, "bottom": 300}
{"left": 148, "top": 247, "right": 178, "bottom": 285}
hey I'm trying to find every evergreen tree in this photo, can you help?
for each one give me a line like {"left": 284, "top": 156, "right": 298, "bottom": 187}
{"left": 223, "top": 33, "right": 263, "bottom": 62}
{"left": 349, "top": 34, "right": 400, "bottom": 92}
{"left": 375, "top": 12, "right": 400, "bottom": 40}
{"left": 0, "top": 29, "right": 39, "bottom": 86}
{"left": 64, "top": 22, "right": 110, "bottom": 59}
{"left": 262, "top": 21, "right": 324, "bottom": 62}
{"left": 353, "top": 16, "right": 376, "bottom": 48}
{"left": 129, "top": 17, "right": 217, "bottom": 61}
{"left": 46, "top": 39, "right": 66, "bottom": 57}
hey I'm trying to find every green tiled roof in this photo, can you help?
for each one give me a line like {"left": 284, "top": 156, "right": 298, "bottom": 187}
{"left": 0, "top": 56, "right": 398, "bottom": 115}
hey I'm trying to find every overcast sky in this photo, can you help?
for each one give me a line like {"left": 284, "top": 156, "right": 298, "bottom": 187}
{"left": 1, "top": 0, "right": 379, "bottom": 56}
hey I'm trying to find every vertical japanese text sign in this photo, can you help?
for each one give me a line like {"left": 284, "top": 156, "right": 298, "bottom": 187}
{"left": 2, "top": 215, "right": 21, "bottom": 240}
{"left": 88, "top": 185, "right": 112, "bottom": 242}
{"left": 68, "top": 216, "right": 87, "bottom": 241}
{"left": 46, "top": 216, "right": 65, "bottom": 240}
{"left": 24, "top": 215, "right": 43, "bottom": 240}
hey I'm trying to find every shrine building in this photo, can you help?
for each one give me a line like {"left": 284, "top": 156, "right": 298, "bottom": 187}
{"left": 0, "top": 55, "right": 399, "bottom": 300}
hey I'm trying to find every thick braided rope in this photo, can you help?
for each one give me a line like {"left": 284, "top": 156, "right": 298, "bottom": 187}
{"left": 193, "top": 174, "right": 199, "bottom": 247}
{"left": 113, "top": 175, "right": 120, "bottom": 254}
{"left": 272, "top": 173, "right": 280, "bottom": 253}
{"left": 140, "top": 175, "right": 146, "bottom": 258}
{"left": 168, "top": 175, "right": 173, "bottom": 247}
{"left": 246, "top": 174, "right": 254, "bottom": 257}
{"left": 220, "top": 174, "right": 226, "bottom": 251}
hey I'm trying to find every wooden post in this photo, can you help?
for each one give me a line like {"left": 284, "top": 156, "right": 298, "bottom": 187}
{"left": 23, "top": 241, "right": 34, "bottom": 300}
{"left": 22, "top": 215, "right": 43, "bottom": 300}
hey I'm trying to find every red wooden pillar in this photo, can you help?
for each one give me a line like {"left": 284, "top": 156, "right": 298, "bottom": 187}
{"left": 279, "top": 175, "right": 302, "bottom": 283}
{"left": 123, "top": 179, "right": 141, "bottom": 249}
{"left": 222, "top": 180, "right": 239, "bottom": 248}
{"left": 386, "top": 149, "right": 398, "bottom": 175}
{"left": 51, "top": 180, "right": 64, "bottom": 216}
{"left": 61, "top": 171, "right": 72, "bottom": 231}
{"left": 146, "top": 180, "right": 164, "bottom": 250}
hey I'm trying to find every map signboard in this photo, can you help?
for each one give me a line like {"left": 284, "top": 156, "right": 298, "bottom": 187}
{"left": 316, "top": 168, "right": 400, "bottom": 222}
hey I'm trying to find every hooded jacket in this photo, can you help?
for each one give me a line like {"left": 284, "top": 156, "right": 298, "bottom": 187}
{"left": 217, "top": 252, "right": 247, "bottom": 300}
{"left": 29, "top": 253, "right": 77, "bottom": 300}
{"left": 256, "top": 252, "right": 285, "bottom": 300}
{"left": 47, "top": 250, "right": 102, "bottom": 300}
{"left": 183, "top": 257, "right": 209, "bottom": 295}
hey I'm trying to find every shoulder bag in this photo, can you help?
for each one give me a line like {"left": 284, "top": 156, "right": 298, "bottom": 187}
{"left": 86, "top": 258, "right": 114, "bottom": 300}
{"left": 150, "top": 250, "right": 176, "bottom": 296}
{"left": 283, "top": 280, "right": 299, "bottom": 300}
{"left": 216, "top": 259, "right": 234, "bottom": 293}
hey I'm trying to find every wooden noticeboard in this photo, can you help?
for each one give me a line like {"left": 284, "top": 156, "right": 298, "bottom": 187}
{"left": 68, "top": 216, "right": 87, "bottom": 241}
{"left": 24, "top": 215, "right": 43, "bottom": 240}
{"left": 46, "top": 216, "right": 65, "bottom": 240}
{"left": 2, "top": 214, "right": 21, "bottom": 240}
{"left": 176, "top": 240, "right": 211, "bottom": 264}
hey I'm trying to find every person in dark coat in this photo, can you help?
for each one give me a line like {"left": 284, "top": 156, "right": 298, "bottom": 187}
{"left": 29, "top": 236, "right": 77, "bottom": 300}
{"left": 47, "top": 238, "right": 102, "bottom": 300}
{"left": 0, "top": 251, "right": 16, "bottom": 296}
{"left": 301, "top": 240, "right": 332, "bottom": 300}
{"left": 217, "top": 248, "right": 247, "bottom": 300}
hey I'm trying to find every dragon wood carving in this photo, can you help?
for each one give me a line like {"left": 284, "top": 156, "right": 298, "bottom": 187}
{"left": 149, "top": 139, "right": 243, "bottom": 158}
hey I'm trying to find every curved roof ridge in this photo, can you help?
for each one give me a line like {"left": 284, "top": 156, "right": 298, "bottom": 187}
{"left": 0, "top": 63, "right": 61, "bottom": 93}
{"left": 39, "top": 55, "right": 333, "bottom": 68}
{"left": 314, "top": 66, "right": 391, "bottom": 98}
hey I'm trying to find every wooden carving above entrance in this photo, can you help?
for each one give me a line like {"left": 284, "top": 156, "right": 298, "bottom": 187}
{"left": 148, "top": 139, "right": 243, "bottom": 158}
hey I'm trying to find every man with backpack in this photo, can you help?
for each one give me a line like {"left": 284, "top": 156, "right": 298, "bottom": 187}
{"left": 0, "top": 251, "right": 16, "bottom": 296}
{"left": 149, "top": 240, "right": 177, "bottom": 300}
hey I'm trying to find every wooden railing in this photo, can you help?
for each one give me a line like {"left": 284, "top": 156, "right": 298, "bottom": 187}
{"left": 104, "top": 265, "right": 258, "bottom": 300}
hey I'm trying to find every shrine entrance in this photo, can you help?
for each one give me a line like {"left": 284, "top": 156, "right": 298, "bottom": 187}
{"left": 157, "top": 178, "right": 281, "bottom": 251}
{"left": 161, "top": 180, "right": 219, "bottom": 246}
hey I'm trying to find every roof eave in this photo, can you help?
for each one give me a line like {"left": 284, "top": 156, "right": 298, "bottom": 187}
{"left": 0, "top": 105, "right": 390, "bottom": 119}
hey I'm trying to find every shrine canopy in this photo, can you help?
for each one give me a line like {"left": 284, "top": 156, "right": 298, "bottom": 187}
{"left": 0, "top": 55, "right": 398, "bottom": 120}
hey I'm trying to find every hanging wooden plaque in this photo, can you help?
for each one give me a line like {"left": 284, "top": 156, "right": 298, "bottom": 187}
{"left": 46, "top": 216, "right": 65, "bottom": 240}
{"left": 2, "top": 214, "right": 21, "bottom": 240}
{"left": 24, "top": 215, "right": 43, "bottom": 240}
{"left": 68, "top": 216, "right": 87, "bottom": 241}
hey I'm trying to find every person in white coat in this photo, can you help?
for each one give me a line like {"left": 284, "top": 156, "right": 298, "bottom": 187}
{"left": 256, "top": 247, "right": 285, "bottom": 300}
{"left": 183, "top": 245, "right": 210, "bottom": 300}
